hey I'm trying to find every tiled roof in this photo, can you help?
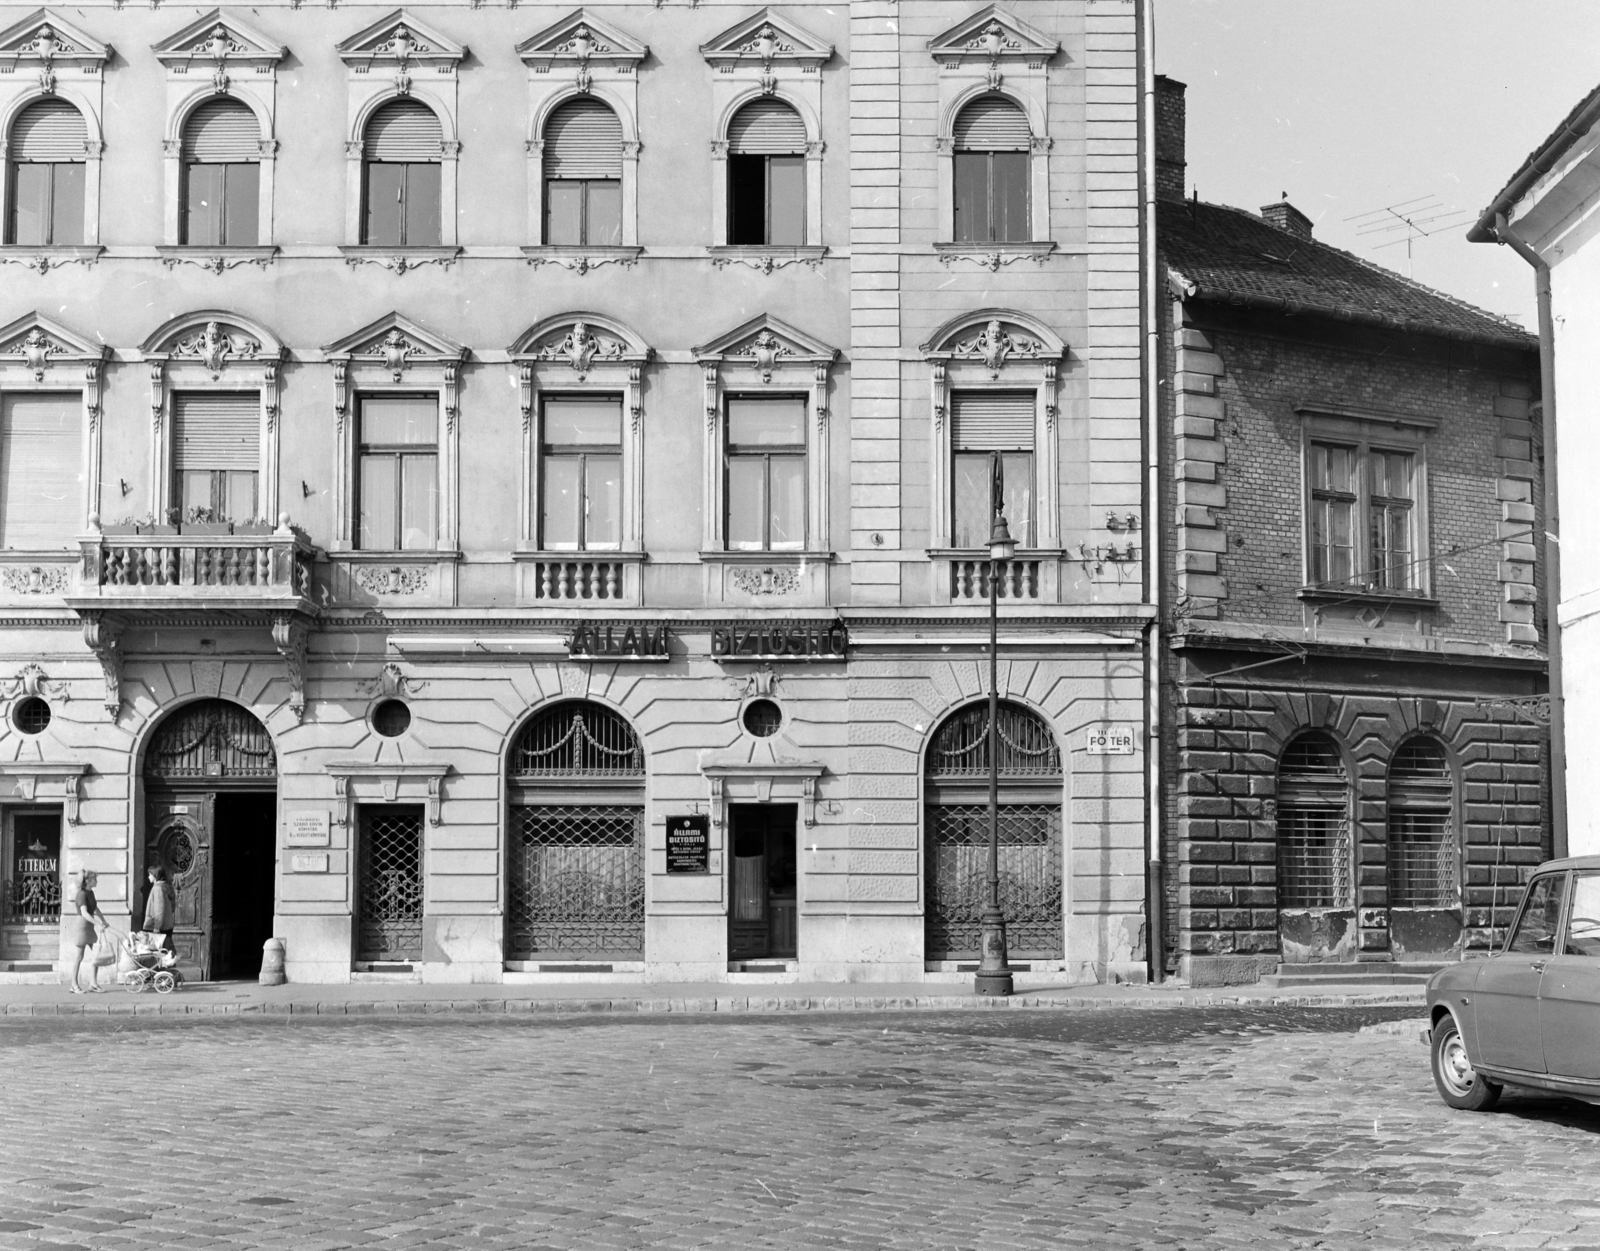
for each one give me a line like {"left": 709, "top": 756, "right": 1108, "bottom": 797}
{"left": 1469, "top": 80, "right": 1600, "bottom": 242}
{"left": 1160, "top": 198, "right": 1536, "bottom": 351}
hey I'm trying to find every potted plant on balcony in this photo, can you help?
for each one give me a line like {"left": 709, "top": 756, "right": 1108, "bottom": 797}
{"left": 233, "top": 515, "right": 275, "bottom": 536}
{"left": 179, "top": 506, "right": 231, "bottom": 536}
{"left": 135, "top": 510, "right": 179, "bottom": 537}
{"left": 100, "top": 515, "right": 140, "bottom": 536}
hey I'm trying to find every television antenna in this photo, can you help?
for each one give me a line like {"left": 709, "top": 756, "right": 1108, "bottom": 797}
{"left": 1345, "top": 196, "right": 1474, "bottom": 278}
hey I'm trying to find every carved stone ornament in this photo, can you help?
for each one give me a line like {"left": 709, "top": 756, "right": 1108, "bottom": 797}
{"left": 357, "top": 662, "right": 427, "bottom": 698}
{"left": 172, "top": 321, "right": 261, "bottom": 377}
{"left": 0, "top": 564, "right": 71, "bottom": 595}
{"left": 80, "top": 613, "right": 124, "bottom": 720}
{"left": 18, "top": 329, "right": 63, "bottom": 381}
{"left": 532, "top": 321, "right": 626, "bottom": 377}
{"left": 744, "top": 666, "right": 779, "bottom": 698}
{"left": 739, "top": 330, "right": 794, "bottom": 383}
{"left": 730, "top": 565, "right": 801, "bottom": 596}
{"left": 272, "top": 614, "right": 310, "bottom": 722}
{"left": 951, "top": 318, "right": 1046, "bottom": 377}
{"left": 354, "top": 565, "right": 430, "bottom": 596}
{"left": 375, "top": 328, "right": 416, "bottom": 381}
{"left": 0, "top": 663, "right": 68, "bottom": 703}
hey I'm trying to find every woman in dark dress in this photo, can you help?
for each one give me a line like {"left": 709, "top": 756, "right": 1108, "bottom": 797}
{"left": 64, "top": 869, "right": 108, "bottom": 993}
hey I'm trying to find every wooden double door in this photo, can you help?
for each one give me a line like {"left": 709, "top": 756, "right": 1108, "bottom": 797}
{"left": 144, "top": 790, "right": 276, "bottom": 981}
{"left": 728, "top": 804, "right": 797, "bottom": 961}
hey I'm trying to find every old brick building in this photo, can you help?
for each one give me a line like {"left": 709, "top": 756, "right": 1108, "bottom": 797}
{"left": 1154, "top": 78, "right": 1549, "bottom": 985}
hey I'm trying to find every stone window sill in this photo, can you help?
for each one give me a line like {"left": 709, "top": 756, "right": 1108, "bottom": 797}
{"left": 1297, "top": 586, "right": 1438, "bottom": 610}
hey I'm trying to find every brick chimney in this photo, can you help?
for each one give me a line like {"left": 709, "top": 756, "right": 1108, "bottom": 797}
{"left": 1260, "top": 200, "right": 1314, "bottom": 240}
{"left": 1154, "top": 75, "right": 1186, "bottom": 202}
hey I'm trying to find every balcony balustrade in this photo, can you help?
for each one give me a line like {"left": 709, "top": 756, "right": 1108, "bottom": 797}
{"left": 73, "top": 521, "right": 316, "bottom": 608}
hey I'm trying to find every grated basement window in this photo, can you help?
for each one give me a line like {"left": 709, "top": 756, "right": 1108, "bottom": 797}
{"left": 1388, "top": 737, "right": 1457, "bottom": 908}
{"left": 1277, "top": 733, "right": 1352, "bottom": 909}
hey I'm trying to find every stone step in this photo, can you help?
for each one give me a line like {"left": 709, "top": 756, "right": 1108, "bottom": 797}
{"left": 1261, "top": 960, "right": 1451, "bottom": 988}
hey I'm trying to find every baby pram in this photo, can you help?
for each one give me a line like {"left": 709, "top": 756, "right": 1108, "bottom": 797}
{"left": 120, "top": 932, "right": 182, "bottom": 994}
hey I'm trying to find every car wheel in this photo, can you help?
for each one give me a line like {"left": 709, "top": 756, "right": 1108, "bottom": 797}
{"left": 1431, "top": 1015, "right": 1502, "bottom": 1111}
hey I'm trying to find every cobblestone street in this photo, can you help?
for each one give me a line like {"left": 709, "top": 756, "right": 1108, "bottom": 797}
{"left": 1, "top": 1007, "right": 1595, "bottom": 1250}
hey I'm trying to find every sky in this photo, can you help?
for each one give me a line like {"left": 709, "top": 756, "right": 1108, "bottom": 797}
{"left": 1156, "top": 0, "right": 1600, "bottom": 327}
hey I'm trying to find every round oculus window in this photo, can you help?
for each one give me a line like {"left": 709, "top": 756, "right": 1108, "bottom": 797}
{"left": 373, "top": 699, "right": 412, "bottom": 738}
{"left": 743, "top": 699, "right": 782, "bottom": 738}
{"left": 13, "top": 697, "right": 50, "bottom": 735}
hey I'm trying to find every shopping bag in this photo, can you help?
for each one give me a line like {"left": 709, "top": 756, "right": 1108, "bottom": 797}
{"left": 88, "top": 929, "right": 119, "bottom": 968}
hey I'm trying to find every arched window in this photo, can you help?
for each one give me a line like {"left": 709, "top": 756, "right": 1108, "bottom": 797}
{"left": 1277, "top": 733, "right": 1351, "bottom": 909}
{"left": 543, "top": 98, "right": 622, "bottom": 247}
{"left": 180, "top": 99, "right": 260, "bottom": 246}
{"left": 7, "top": 99, "right": 86, "bottom": 246}
{"left": 925, "top": 700, "right": 1063, "bottom": 961}
{"left": 363, "top": 100, "right": 442, "bottom": 247}
{"left": 1388, "top": 737, "right": 1457, "bottom": 909}
{"left": 953, "top": 95, "right": 1030, "bottom": 244}
{"left": 727, "top": 98, "right": 806, "bottom": 245}
{"left": 507, "top": 701, "right": 644, "bottom": 962}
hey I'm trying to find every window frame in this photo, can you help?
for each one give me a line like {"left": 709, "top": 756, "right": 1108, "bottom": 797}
{"left": 543, "top": 177, "right": 623, "bottom": 248}
{"left": 1385, "top": 737, "right": 1459, "bottom": 911}
{"left": 360, "top": 158, "right": 442, "bottom": 248}
{"left": 1275, "top": 733, "right": 1355, "bottom": 912}
{"left": 537, "top": 392, "right": 625, "bottom": 552}
{"left": 179, "top": 157, "right": 260, "bottom": 248}
{"left": 353, "top": 391, "right": 441, "bottom": 553}
{"left": 726, "top": 152, "right": 808, "bottom": 247}
{"left": 724, "top": 392, "right": 809, "bottom": 552}
{"left": 1299, "top": 414, "right": 1431, "bottom": 598}
{"left": 6, "top": 157, "right": 87, "bottom": 247}
{"left": 952, "top": 148, "right": 1031, "bottom": 245}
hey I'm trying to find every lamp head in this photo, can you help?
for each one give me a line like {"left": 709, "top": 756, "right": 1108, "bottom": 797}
{"left": 989, "top": 513, "right": 1015, "bottom": 562}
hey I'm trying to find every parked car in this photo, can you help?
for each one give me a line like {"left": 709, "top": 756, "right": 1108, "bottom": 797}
{"left": 1426, "top": 855, "right": 1600, "bottom": 1110}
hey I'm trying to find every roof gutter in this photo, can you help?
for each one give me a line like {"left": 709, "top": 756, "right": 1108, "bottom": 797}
{"left": 1485, "top": 211, "right": 1566, "bottom": 859}
{"left": 1469, "top": 85, "right": 1600, "bottom": 243}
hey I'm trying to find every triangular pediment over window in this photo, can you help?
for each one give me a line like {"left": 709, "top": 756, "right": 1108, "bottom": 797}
{"left": 336, "top": 9, "right": 465, "bottom": 68}
{"left": 151, "top": 9, "right": 287, "bottom": 68}
{"left": 927, "top": 5, "right": 1061, "bottom": 67}
{"left": 693, "top": 314, "right": 839, "bottom": 368}
{"left": 324, "top": 313, "right": 468, "bottom": 373}
{"left": 699, "top": 7, "right": 833, "bottom": 71}
{"left": 0, "top": 312, "right": 107, "bottom": 375}
{"left": 516, "top": 9, "right": 647, "bottom": 71}
{"left": 0, "top": 9, "right": 111, "bottom": 67}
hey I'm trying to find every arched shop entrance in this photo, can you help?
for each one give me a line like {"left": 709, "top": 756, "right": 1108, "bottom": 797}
{"left": 142, "top": 700, "right": 277, "bottom": 980}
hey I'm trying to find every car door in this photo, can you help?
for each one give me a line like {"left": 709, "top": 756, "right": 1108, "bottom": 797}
{"left": 1474, "top": 871, "right": 1566, "bottom": 1071}
{"left": 1539, "top": 869, "right": 1600, "bottom": 1081}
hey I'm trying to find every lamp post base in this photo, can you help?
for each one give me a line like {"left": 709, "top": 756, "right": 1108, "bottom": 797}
{"left": 973, "top": 910, "right": 1013, "bottom": 996}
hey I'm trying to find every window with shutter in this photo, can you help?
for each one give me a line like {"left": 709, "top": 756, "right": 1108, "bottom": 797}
{"left": 0, "top": 394, "right": 80, "bottom": 549}
{"left": 952, "top": 95, "right": 1031, "bottom": 244}
{"left": 543, "top": 100, "right": 623, "bottom": 247}
{"left": 363, "top": 102, "right": 443, "bottom": 247}
{"left": 7, "top": 100, "right": 87, "bottom": 246}
{"left": 726, "top": 100, "right": 807, "bottom": 246}
{"left": 172, "top": 393, "right": 259, "bottom": 521}
{"left": 950, "top": 391, "right": 1034, "bottom": 548}
{"left": 180, "top": 99, "right": 260, "bottom": 247}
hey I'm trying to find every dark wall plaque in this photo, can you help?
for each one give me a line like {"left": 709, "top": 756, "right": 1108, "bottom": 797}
{"left": 666, "top": 814, "right": 710, "bottom": 874}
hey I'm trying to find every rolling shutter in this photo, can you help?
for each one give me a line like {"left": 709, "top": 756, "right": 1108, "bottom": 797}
{"left": 365, "top": 101, "right": 443, "bottom": 161}
{"left": 951, "top": 391, "right": 1035, "bottom": 450}
{"left": 953, "top": 96, "right": 1031, "bottom": 151}
{"left": 173, "top": 393, "right": 259, "bottom": 471}
{"left": 11, "top": 99, "right": 87, "bottom": 161}
{"left": 0, "top": 394, "right": 79, "bottom": 549}
{"left": 182, "top": 99, "right": 261, "bottom": 161}
{"left": 544, "top": 99, "right": 623, "bottom": 178}
{"left": 727, "top": 99, "right": 806, "bottom": 155}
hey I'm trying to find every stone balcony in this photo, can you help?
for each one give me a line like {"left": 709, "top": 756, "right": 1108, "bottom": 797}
{"left": 68, "top": 520, "right": 317, "bottom": 612}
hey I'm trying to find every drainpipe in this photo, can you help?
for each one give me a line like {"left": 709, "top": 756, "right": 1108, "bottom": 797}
{"left": 1492, "top": 211, "right": 1566, "bottom": 859}
{"left": 1139, "top": 0, "right": 1164, "bottom": 982}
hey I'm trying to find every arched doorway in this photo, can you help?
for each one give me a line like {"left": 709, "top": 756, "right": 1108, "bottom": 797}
{"left": 143, "top": 700, "right": 277, "bottom": 980}
{"left": 506, "top": 700, "right": 645, "bottom": 964}
{"left": 924, "top": 700, "right": 1064, "bottom": 964}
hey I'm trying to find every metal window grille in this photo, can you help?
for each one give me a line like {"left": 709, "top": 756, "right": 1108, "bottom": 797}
{"left": 13, "top": 697, "right": 50, "bottom": 735}
{"left": 4, "top": 868, "right": 60, "bottom": 923}
{"left": 146, "top": 700, "right": 276, "bottom": 780}
{"left": 925, "top": 803, "right": 1063, "bottom": 960}
{"left": 507, "top": 805, "right": 643, "bottom": 958}
{"left": 928, "top": 701, "right": 1061, "bottom": 778}
{"left": 512, "top": 702, "right": 643, "bottom": 778}
{"left": 1277, "top": 807, "right": 1353, "bottom": 908}
{"left": 1388, "top": 736, "right": 1456, "bottom": 908}
{"left": 357, "top": 807, "right": 424, "bottom": 961}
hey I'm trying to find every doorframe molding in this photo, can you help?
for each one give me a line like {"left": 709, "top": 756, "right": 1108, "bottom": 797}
{"left": 701, "top": 760, "right": 825, "bottom": 831}
{"left": 0, "top": 763, "right": 88, "bottom": 824}
{"left": 325, "top": 761, "right": 449, "bottom": 829}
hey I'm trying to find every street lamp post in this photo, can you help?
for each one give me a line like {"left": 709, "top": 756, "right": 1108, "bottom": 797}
{"left": 975, "top": 451, "right": 1016, "bottom": 996}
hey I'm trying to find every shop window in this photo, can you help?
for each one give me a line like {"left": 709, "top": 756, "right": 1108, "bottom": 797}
{"left": 507, "top": 700, "right": 644, "bottom": 961}
{"left": 172, "top": 392, "right": 258, "bottom": 522}
{"left": 543, "top": 99, "right": 622, "bottom": 247}
{"left": 952, "top": 95, "right": 1030, "bottom": 244}
{"left": 1307, "top": 439, "right": 1422, "bottom": 592}
{"left": 356, "top": 394, "right": 438, "bottom": 551}
{"left": 7, "top": 99, "right": 86, "bottom": 246}
{"left": 1387, "top": 737, "right": 1456, "bottom": 909}
{"left": 924, "top": 700, "right": 1063, "bottom": 961}
{"left": 540, "top": 395, "right": 622, "bottom": 551}
{"left": 1277, "top": 733, "right": 1352, "bottom": 908}
{"left": 950, "top": 390, "right": 1034, "bottom": 549}
{"left": 3, "top": 810, "right": 62, "bottom": 925}
{"left": 0, "top": 392, "right": 80, "bottom": 549}
{"left": 362, "top": 100, "right": 442, "bottom": 247}
{"left": 726, "top": 395, "right": 806, "bottom": 551}
{"left": 180, "top": 98, "right": 260, "bottom": 247}
{"left": 727, "top": 99, "right": 806, "bottom": 246}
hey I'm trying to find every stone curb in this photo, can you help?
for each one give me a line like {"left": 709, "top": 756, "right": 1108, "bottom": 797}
{"left": 0, "top": 988, "right": 1426, "bottom": 1019}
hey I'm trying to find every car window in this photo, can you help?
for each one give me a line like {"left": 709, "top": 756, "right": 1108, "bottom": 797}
{"left": 1506, "top": 873, "right": 1567, "bottom": 954}
{"left": 1563, "top": 873, "right": 1600, "bottom": 958}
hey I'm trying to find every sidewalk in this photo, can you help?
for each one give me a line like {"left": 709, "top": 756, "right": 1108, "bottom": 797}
{"left": 0, "top": 975, "right": 1427, "bottom": 1018}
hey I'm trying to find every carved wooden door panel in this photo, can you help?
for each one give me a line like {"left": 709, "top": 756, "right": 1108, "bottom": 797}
{"left": 146, "top": 794, "right": 214, "bottom": 981}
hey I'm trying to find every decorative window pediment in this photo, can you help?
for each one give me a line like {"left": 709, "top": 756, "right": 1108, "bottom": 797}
{"left": 700, "top": 8, "right": 834, "bottom": 76}
{"left": 139, "top": 310, "right": 285, "bottom": 525}
{"left": 336, "top": 10, "right": 465, "bottom": 74}
{"left": 694, "top": 313, "right": 839, "bottom": 382}
{"left": 151, "top": 10, "right": 287, "bottom": 78}
{"left": 509, "top": 315, "right": 651, "bottom": 602}
{"left": 518, "top": 9, "right": 646, "bottom": 81}
{"left": 927, "top": 5, "right": 1061, "bottom": 76}
{"left": 323, "top": 312, "right": 465, "bottom": 569}
{"left": 0, "top": 310, "right": 105, "bottom": 381}
{"left": 0, "top": 9, "right": 111, "bottom": 82}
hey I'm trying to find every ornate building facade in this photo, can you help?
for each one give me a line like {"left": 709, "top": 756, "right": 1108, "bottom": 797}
{"left": 0, "top": 1, "right": 1151, "bottom": 984}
